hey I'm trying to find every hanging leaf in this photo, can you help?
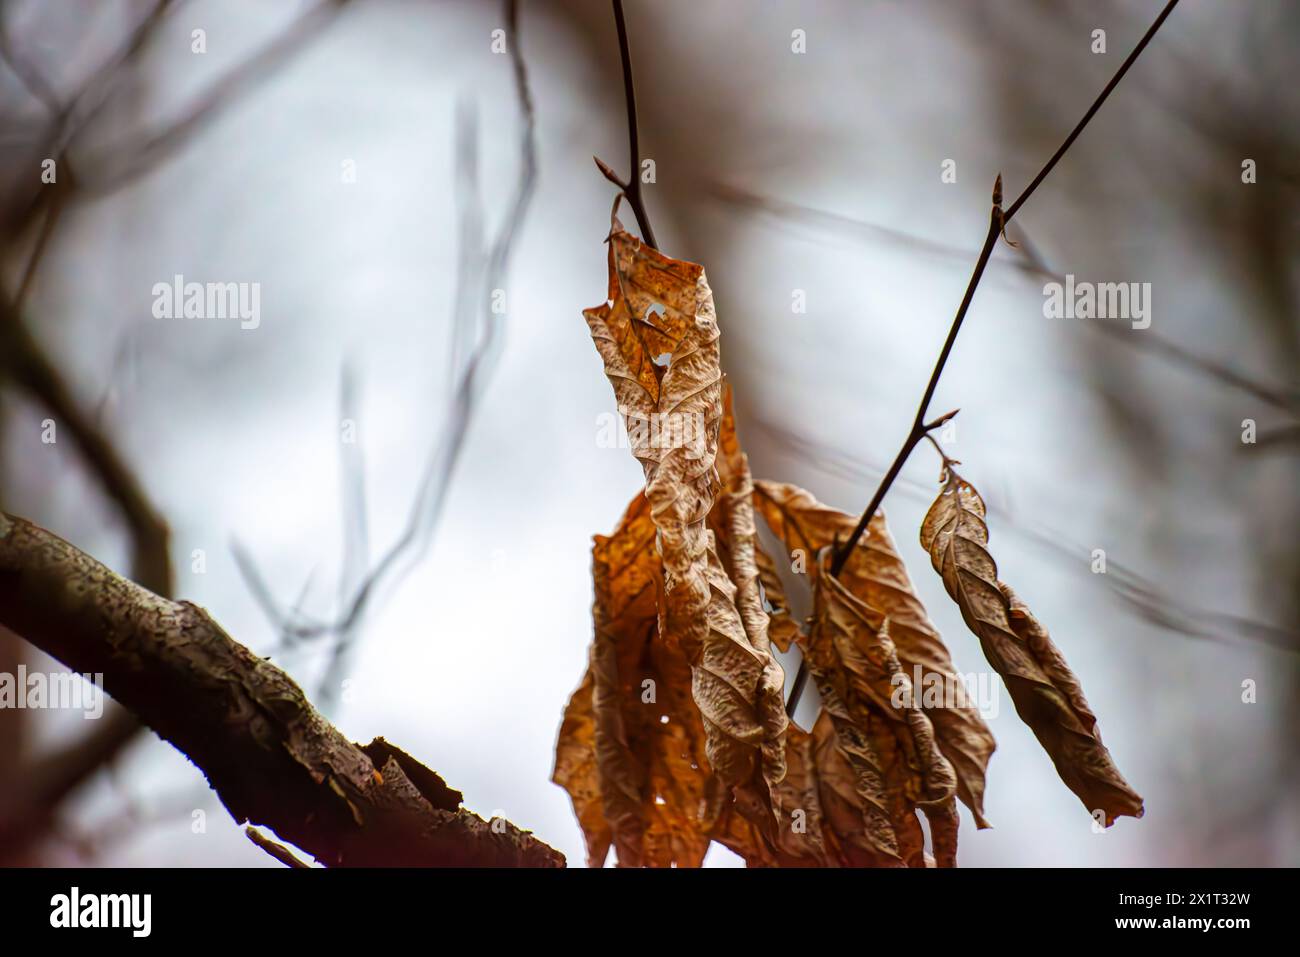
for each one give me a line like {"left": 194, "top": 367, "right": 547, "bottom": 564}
{"left": 582, "top": 219, "right": 786, "bottom": 806}
{"left": 923, "top": 797, "right": 961, "bottom": 868}
{"left": 807, "top": 707, "right": 902, "bottom": 866}
{"left": 920, "top": 464, "right": 1144, "bottom": 825}
{"left": 554, "top": 493, "right": 713, "bottom": 867}
{"left": 555, "top": 486, "right": 788, "bottom": 867}
{"left": 764, "top": 724, "right": 834, "bottom": 865}
{"left": 586, "top": 493, "right": 658, "bottom": 865}
{"left": 716, "top": 387, "right": 789, "bottom": 793}
{"left": 750, "top": 713, "right": 941, "bottom": 868}
{"left": 801, "top": 604, "right": 904, "bottom": 865}
{"left": 753, "top": 480, "right": 996, "bottom": 827}
{"left": 552, "top": 667, "right": 612, "bottom": 868}
{"left": 807, "top": 549, "right": 959, "bottom": 865}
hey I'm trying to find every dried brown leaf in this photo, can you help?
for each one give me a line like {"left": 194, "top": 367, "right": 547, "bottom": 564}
{"left": 753, "top": 538, "right": 801, "bottom": 653}
{"left": 583, "top": 222, "right": 785, "bottom": 803}
{"left": 807, "top": 551, "right": 959, "bottom": 865}
{"left": 923, "top": 797, "right": 961, "bottom": 868}
{"left": 919, "top": 465, "right": 1144, "bottom": 825}
{"left": 764, "top": 724, "right": 833, "bottom": 865}
{"left": 554, "top": 494, "right": 714, "bottom": 867}
{"left": 716, "top": 388, "right": 788, "bottom": 792}
{"left": 551, "top": 667, "right": 612, "bottom": 868}
{"left": 807, "top": 707, "right": 900, "bottom": 866}
{"left": 555, "top": 489, "right": 786, "bottom": 867}
{"left": 753, "top": 480, "right": 996, "bottom": 827}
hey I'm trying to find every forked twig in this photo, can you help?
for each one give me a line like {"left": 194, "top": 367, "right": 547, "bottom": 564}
{"left": 787, "top": 0, "right": 1183, "bottom": 716}
{"left": 233, "top": 0, "right": 537, "bottom": 655}
{"left": 594, "top": 0, "right": 657, "bottom": 248}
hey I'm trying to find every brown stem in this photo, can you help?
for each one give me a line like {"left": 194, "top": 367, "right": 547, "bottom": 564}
{"left": 609, "top": 0, "right": 657, "bottom": 248}
{"left": 921, "top": 430, "right": 960, "bottom": 472}
{"left": 787, "top": 0, "right": 1182, "bottom": 716}
{"left": 246, "top": 827, "right": 312, "bottom": 868}
{"left": 829, "top": 207, "right": 1000, "bottom": 582}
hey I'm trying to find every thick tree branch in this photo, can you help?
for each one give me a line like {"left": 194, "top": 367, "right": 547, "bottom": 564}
{"left": 0, "top": 512, "right": 563, "bottom": 867}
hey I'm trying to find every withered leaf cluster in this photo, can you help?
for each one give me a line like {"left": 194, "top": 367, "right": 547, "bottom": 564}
{"left": 552, "top": 223, "right": 1142, "bottom": 867}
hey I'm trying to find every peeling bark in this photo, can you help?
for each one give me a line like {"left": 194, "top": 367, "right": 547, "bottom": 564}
{"left": 0, "top": 512, "right": 563, "bottom": 867}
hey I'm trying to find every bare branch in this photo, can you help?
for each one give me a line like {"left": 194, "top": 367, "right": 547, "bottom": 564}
{"left": 788, "top": 0, "right": 1184, "bottom": 716}
{"left": 0, "top": 7, "right": 62, "bottom": 115}
{"left": 246, "top": 827, "right": 312, "bottom": 868}
{"left": 606, "top": 0, "right": 657, "bottom": 247}
{"left": 77, "top": 0, "right": 349, "bottom": 197}
{"left": 751, "top": 415, "right": 1299, "bottom": 656}
{"left": 235, "top": 0, "right": 539, "bottom": 647}
{"left": 0, "top": 294, "right": 172, "bottom": 596}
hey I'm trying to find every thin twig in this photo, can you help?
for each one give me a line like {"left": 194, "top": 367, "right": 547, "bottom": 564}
{"left": 601, "top": 0, "right": 656, "bottom": 248}
{"left": 246, "top": 827, "right": 312, "bottom": 868}
{"left": 77, "top": 0, "right": 347, "bottom": 197}
{"left": 318, "top": 363, "right": 369, "bottom": 704}
{"left": 0, "top": 0, "right": 176, "bottom": 234}
{"left": 233, "top": 0, "right": 537, "bottom": 649}
{"left": 787, "top": 0, "right": 1182, "bottom": 715}
{"left": 713, "top": 182, "right": 1299, "bottom": 414}
{"left": 921, "top": 430, "right": 960, "bottom": 472}
{"left": 828, "top": 201, "right": 1000, "bottom": 582}
{"left": 755, "top": 414, "right": 1300, "bottom": 655}
{"left": 0, "top": 299, "right": 173, "bottom": 597}
{"left": 0, "top": 9, "right": 62, "bottom": 115}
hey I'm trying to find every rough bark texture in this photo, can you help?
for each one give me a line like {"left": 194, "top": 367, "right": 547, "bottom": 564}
{"left": 0, "top": 512, "right": 563, "bottom": 867}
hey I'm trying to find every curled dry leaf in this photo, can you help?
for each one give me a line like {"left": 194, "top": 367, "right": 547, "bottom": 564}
{"left": 716, "top": 388, "right": 789, "bottom": 792}
{"left": 764, "top": 724, "right": 832, "bottom": 864}
{"left": 554, "top": 493, "right": 714, "bottom": 867}
{"left": 582, "top": 219, "right": 785, "bottom": 802}
{"left": 748, "top": 712, "right": 933, "bottom": 868}
{"left": 923, "top": 797, "right": 961, "bottom": 869}
{"left": 552, "top": 667, "right": 611, "bottom": 868}
{"left": 807, "top": 550, "right": 959, "bottom": 866}
{"left": 808, "top": 708, "right": 900, "bottom": 866}
{"left": 920, "top": 464, "right": 1144, "bottom": 826}
{"left": 802, "top": 656, "right": 902, "bottom": 864}
{"left": 999, "top": 581, "right": 1146, "bottom": 825}
{"left": 753, "top": 480, "right": 996, "bottom": 827}
{"left": 731, "top": 709, "right": 949, "bottom": 869}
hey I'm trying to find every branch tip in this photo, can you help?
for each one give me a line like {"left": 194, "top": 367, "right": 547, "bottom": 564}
{"left": 593, "top": 155, "right": 627, "bottom": 189}
{"left": 923, "top": 408, "right": 960, "bottom": 432}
